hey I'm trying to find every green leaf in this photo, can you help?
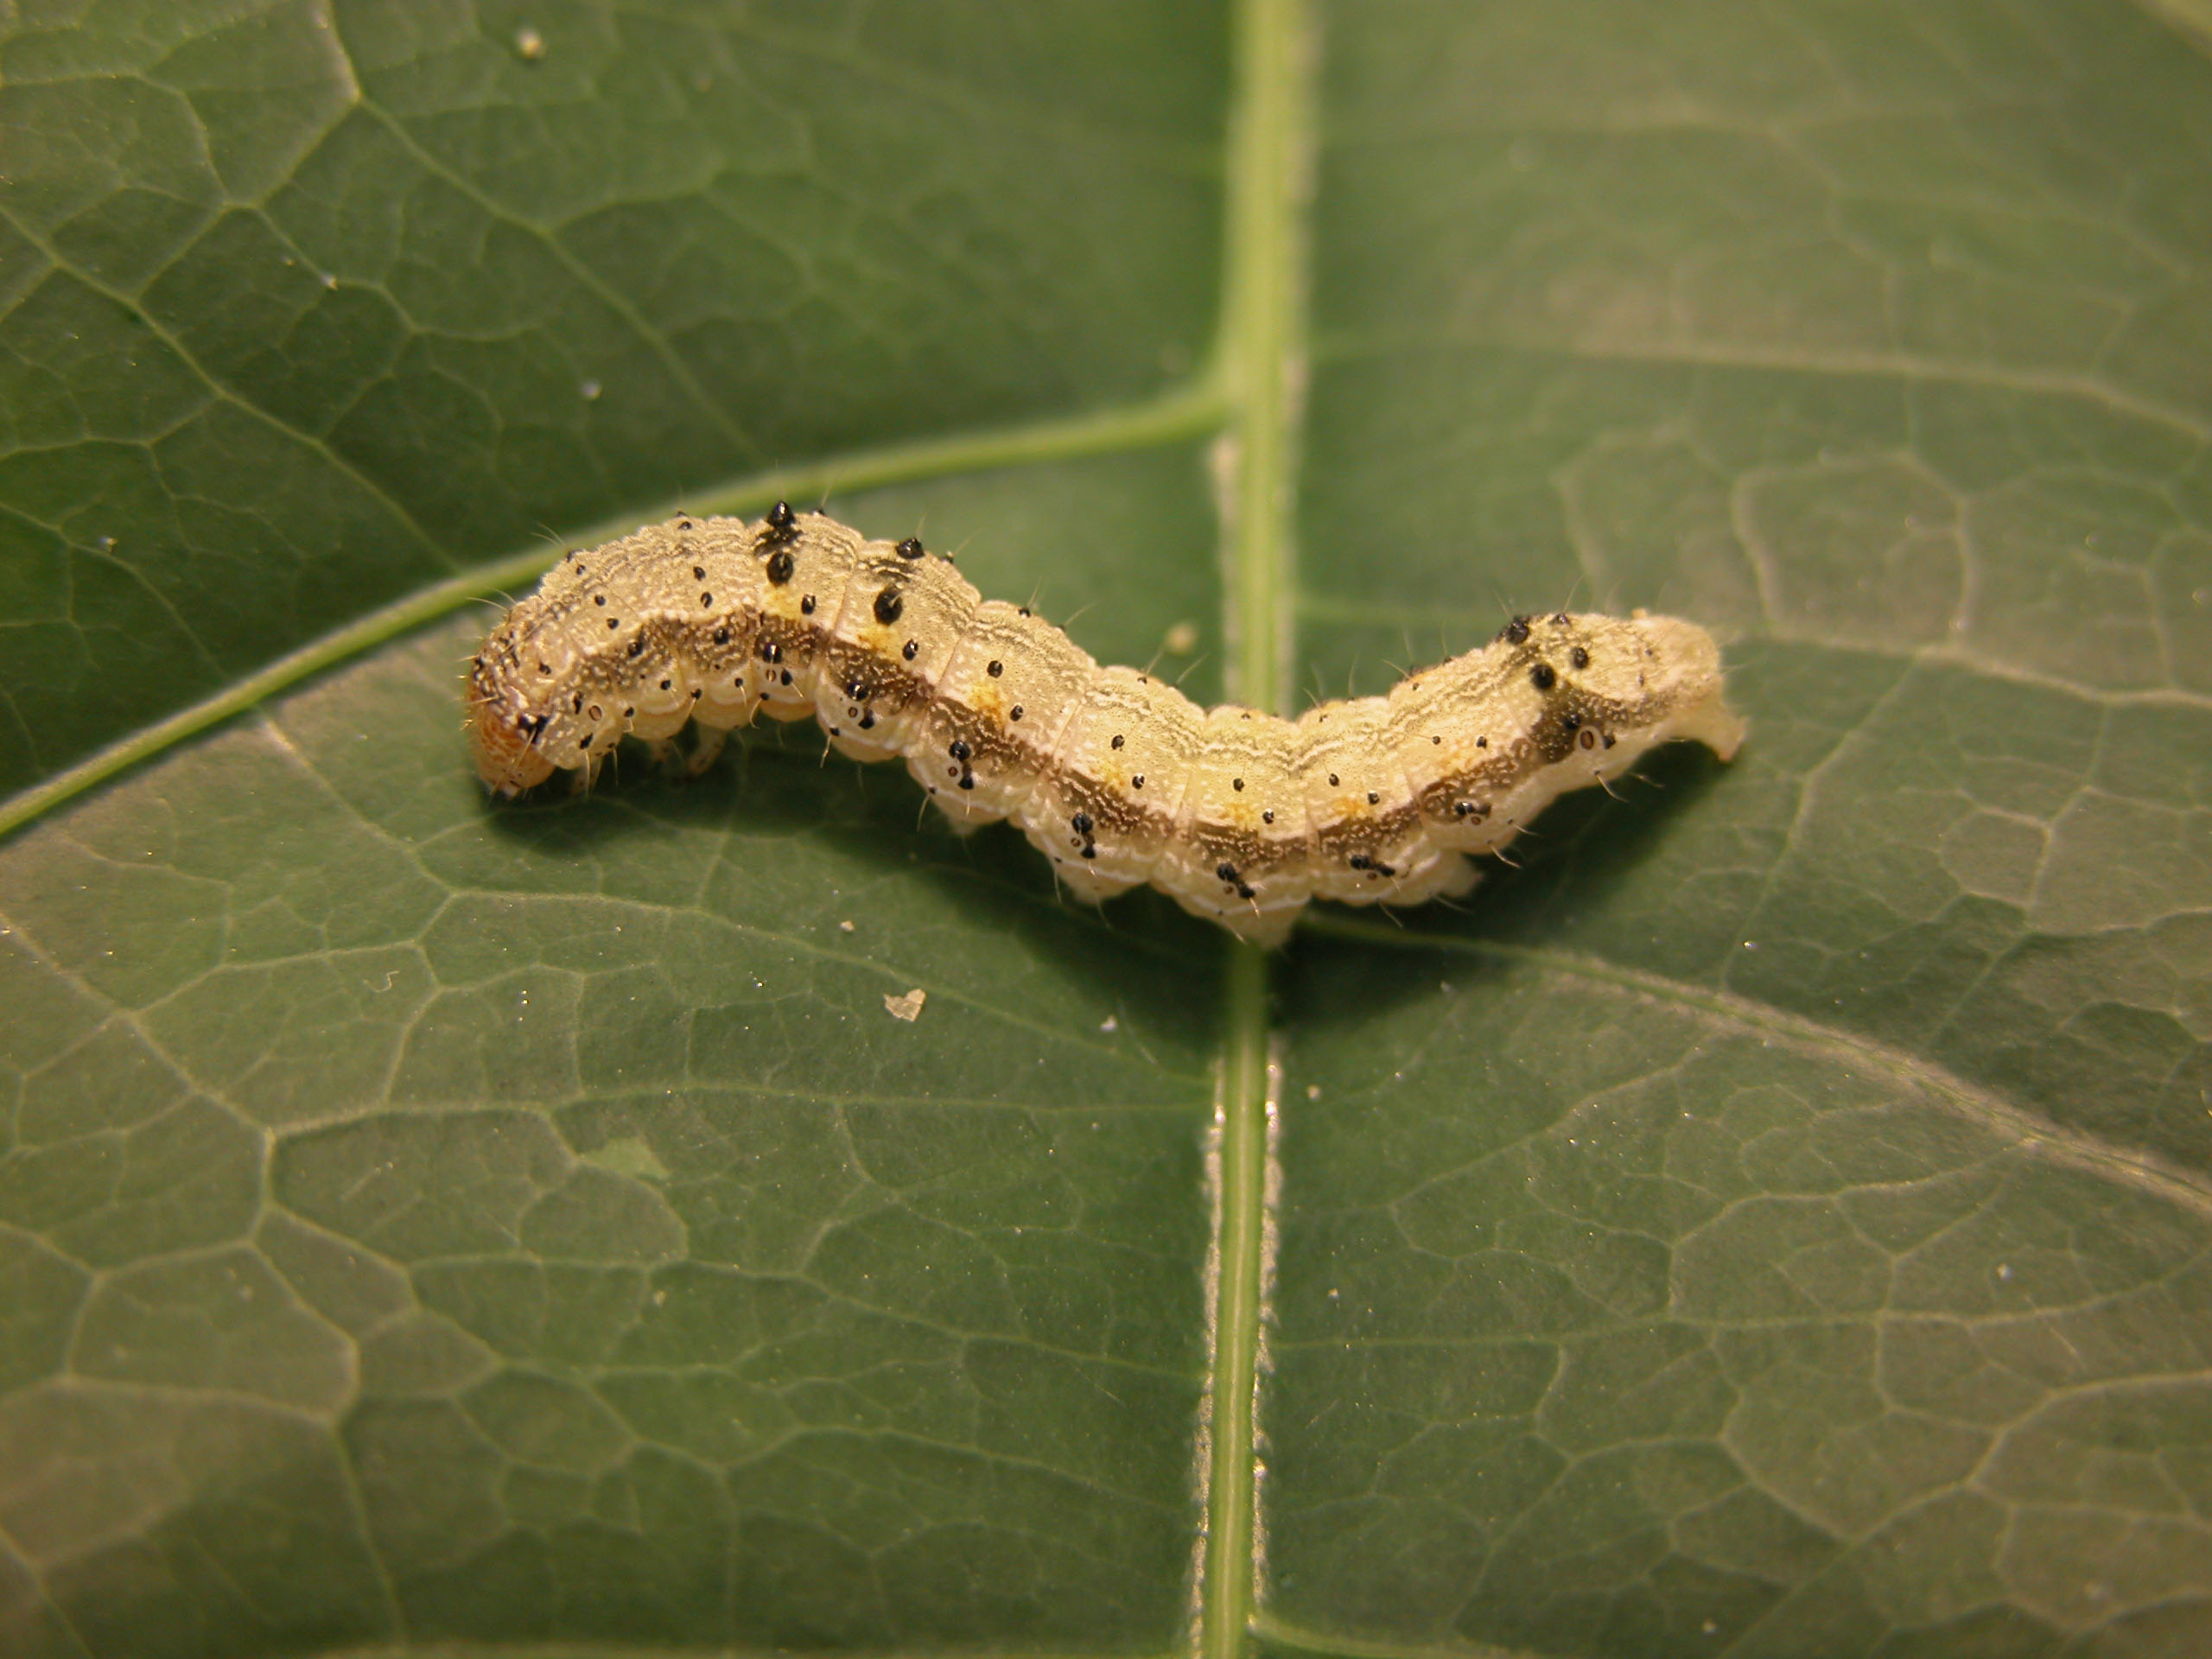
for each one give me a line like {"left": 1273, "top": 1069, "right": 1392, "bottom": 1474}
{"left": 3, "top": 3, "right": 2210, "bottom": 1658}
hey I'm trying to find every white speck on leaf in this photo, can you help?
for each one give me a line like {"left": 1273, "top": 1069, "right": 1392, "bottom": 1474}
{"left": 884, "top": 988, "right": 926, "bottom": 1022}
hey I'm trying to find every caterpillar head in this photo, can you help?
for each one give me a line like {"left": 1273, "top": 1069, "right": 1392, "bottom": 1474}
{"left": 467, "top": 647, "right": 558, "bottom": 795}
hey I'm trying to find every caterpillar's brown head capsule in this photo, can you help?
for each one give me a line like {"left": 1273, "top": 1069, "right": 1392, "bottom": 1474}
{"left": 467, "top": 650, "right": 558, "bottom": 796}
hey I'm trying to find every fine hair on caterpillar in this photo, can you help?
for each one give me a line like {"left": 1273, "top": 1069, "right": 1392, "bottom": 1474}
{"left": 467, "top": 505, "right": 1745, "bottom": 946}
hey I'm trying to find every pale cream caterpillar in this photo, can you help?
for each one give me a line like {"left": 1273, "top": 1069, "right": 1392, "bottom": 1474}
{"left": 468, "top": 504, "right": 1744, "bottom": 946}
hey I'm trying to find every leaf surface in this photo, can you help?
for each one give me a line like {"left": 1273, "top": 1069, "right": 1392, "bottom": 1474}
{"left": 2, "top": 3, "right": 2209, "bottom": 1657}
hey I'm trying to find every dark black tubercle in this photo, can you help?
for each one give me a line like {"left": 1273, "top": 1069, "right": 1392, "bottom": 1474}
{"left": 1500, "top": 615, "right": 1531, "bottom": 645}
{"left": 760, "top": 499, "right": 800, "bottom": 548}
{"left": 896, "top": 537, "right": 925, "bottom": 560}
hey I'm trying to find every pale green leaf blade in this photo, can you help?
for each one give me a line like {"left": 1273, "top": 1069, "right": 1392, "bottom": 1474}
{"left": 1258, "top": 3, "right": 2212, "bottom": 1656}
{"left": 0, "top": 0, "right": 1224, "bottom": 799}
{"left": 0, "top": 449, "right": 1224, "bottom": 1656}
{"left": 5, "top": 1, "right": 2212, "bottom": 1656}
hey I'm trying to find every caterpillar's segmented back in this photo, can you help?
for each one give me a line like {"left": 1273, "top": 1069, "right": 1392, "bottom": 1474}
{"left": 468, "top": 505, "right": 1744, "bottom": 945}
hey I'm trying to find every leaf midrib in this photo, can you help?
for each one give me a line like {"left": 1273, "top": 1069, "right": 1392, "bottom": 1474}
{"left": 1201, "top": 1, "right": 1313, "bottom": 1656}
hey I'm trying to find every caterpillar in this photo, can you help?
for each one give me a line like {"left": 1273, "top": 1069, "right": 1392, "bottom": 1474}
{"left": 467, "top": 505, "right": 1744, "bottom": 946}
